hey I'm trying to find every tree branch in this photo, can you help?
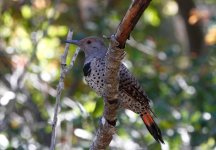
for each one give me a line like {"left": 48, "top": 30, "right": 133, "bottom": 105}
{"left": 90, "top": 0, "right": 152, "bottom": 149}
{"left": 115, "top": 0, "right": 152, "bottom": 49}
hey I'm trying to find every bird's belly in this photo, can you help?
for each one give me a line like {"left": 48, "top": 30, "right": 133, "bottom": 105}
{"left": 83, "top": 59, "right": 145, "bottom": 114}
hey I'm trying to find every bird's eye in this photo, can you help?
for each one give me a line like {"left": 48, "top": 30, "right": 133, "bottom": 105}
{"left": 87, "top": 40, "right": 91, "bottom": 44}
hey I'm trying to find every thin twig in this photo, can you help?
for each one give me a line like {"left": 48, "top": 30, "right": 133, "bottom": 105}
{"left": 49, "top": 30, "right": 80, "bottom": 150}
{"left": 127, "top": 36, "right": 156, "bottom": 56}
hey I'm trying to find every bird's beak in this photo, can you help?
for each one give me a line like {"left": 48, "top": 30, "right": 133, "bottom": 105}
{"left": 65, "top": 40, "right": 80, "bottom": 46}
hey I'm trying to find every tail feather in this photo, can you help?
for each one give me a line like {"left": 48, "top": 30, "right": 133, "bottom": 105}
{"left": 141, "top": 112, "right": 164, "bottom": 144}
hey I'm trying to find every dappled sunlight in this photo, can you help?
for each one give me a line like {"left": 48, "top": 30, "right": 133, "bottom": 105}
{"left": 110, "top": 135, "right": 141, "bottom": 150}
{"left": 33, "top": 0, "right": 50, "bottom": 9}
{"left": 189, "top": 9, "right": 200, "bottom": 25}
{"left": 171, "top": 109, "right": 181, "bottom": 120}
{"left": 0, "top": 0, "right": 215, "bottom": 149}
{"left": 125, "top": 109, "right": 138, "bottom": 123}
{"left": 74, "top": 128, "right": 93, "bottom": 140}
{"left": 0, "top": 134, "right": 9, "bottom": 149}
{"left": 177, "top": 128, "right": 190, "bottom": 145}
{"left": 0, "top": 91, "right": 15, "bottom": 106}
{"left": 176, "top": 76, "right": 196, "bottom": 95}
{"left": 205, "top": 26, "right": 216, "bottom": 45}
{"left": 163, "top": 1, "right": 178, "bottom": 16}
{"left": 202, "top": 112, "right": 211, "bottom": 121}
{"left": 188, "top": 8, "right": 210, "bottom": 25}
{"left": 161, "top": 140, "right": 169, "bottom": 150}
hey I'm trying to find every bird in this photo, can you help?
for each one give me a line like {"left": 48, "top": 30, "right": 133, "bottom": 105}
{"left": 65, "top": 36, "right": 164, "bottom": 144}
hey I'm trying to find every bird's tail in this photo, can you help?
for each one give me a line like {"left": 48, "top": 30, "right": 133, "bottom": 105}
{"left": 141, "top": 112, "right": 164, "bottom": 144}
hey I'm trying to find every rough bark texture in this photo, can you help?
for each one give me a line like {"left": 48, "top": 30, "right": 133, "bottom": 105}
{"left": 90, "top": 0, "right": 152, "bottom": 149}
{"left": 176, "top": 0, "right": 204, "bottom": 57}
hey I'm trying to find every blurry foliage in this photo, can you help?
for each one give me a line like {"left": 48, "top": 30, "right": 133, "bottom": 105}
{"left": 0, "top": 0, "right": 216, "bottom": 149}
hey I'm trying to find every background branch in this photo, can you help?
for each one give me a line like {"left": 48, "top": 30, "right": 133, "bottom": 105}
{"left": 90, "top": 0, "right": 152, "bottom": 149}
{"left": 176, "top": 0, "right": 204, "bottom": 57}
{"left": 49, "top": 30, "right": 80, "bottom": 150}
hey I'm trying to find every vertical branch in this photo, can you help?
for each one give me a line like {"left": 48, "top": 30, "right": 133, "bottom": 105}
{"left": 50, "top": 30, "right": 80, "bottom": 150}
{"left": 90, "top": 0, "right": 152, "bottom": 149}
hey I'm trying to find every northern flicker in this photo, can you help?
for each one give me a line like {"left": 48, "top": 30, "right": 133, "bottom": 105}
{"left": 66, "top": 36, "right": 164, "bottom": 143}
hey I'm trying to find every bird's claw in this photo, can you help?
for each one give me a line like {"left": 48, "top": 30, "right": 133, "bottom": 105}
{"left": 110, "top": 35, "right": 119, "bottom": 47}
{"left": 106, "top": 35, "right": 125, "bottom": 60}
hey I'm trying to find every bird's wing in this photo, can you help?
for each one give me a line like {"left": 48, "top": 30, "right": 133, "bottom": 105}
{"left": 119, "top": 64, "right": 164, "bottom": 144}
{"left": 119, "top": 64, "right": 150, "bottom": 108}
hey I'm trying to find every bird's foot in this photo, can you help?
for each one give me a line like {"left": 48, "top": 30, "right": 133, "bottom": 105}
{"left": 110, "top": 35, "right": 120, "bottom": 47}
{"left": 108, "top": 35, "right": 126, "bottom": 60}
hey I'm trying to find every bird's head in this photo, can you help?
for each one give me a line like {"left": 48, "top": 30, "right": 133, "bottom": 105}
{"left": 65, "top": 37, "right": 107, "bottom": 61}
